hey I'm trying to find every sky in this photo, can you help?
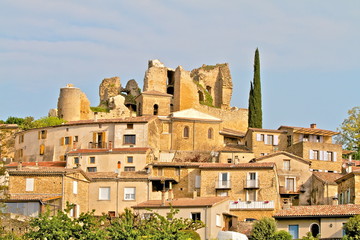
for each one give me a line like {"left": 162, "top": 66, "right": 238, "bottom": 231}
{"left": 0, "top": 0, "right": 359, "bottom": 131}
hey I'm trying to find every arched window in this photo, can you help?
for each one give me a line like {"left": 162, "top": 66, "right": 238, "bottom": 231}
{"left": 183, "top": 126, "right": 189, "bottom": 138}
{"left": 310, "top": 223, "right": 320, "bottom": 237}
{"left": 198, "top": 91, "right": 204, "bottom": 102}
{"left": 153, "top": 104, "right": 159, "bottom": 115}
{"left": 206, "top": 86, "right": 212, "bottom": 94}
{"left": 208, "top": 128, "right": 213, "bottom": 139}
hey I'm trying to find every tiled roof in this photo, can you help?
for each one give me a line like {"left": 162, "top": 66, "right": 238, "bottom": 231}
{"left": 66, "top": 116, "right": 156, "bottom": 125}
{"left": 3, "top": 194, "right": 62, "bottom": 202}
{"left": 278, "top": 126, "right": 338, "bottom": 136}
{"left": 152, "top": 162, "right": 201, "bottom": 167}
{"left": 342, "top": 150, "right": 356, "bottom": 155}
{"left": 335, "top": 170, "right": 360, "bottom": 183}
{"left": 313, "top": 172, "right": 343, "bottom": 185}
{"left": 133, "top": 196, "right": 229, "bottom": 208}
{"left": 6, "top": 161, "right": 66, "bottom": 168}
{"left": 171, "top": 108, "right": 221, "bottom": 122}
{"left": 220, "top": 128, "right": 246, "bottom": 137}
{"left": 87, "top": 171, "right": 149, "bottom": 180}
{"left": 274, "top": 205, "right": 360, "bottom": 218}
{"left": 67, "top": 147, "right": 149, "bottom": 155}
{"left": 248, "top": 128, "right": 287, "bottom": 133}
{"left": 199, "top": 162, "right": 275, "bottom": 169}
{"left": 255, "top": 151, "right": 310, "bottom": 164}
{"left": 141, "top": 91, "right": 172, "bottom": 97}
{"left": 218, "top": 145, "right": 252, "bottom": 153}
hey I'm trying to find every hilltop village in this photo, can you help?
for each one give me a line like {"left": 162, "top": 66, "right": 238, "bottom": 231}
{"left": 1, "top": 60, "right": 360, "bottom": 239}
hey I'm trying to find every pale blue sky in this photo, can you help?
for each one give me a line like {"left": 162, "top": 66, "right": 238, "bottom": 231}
{"left": 0, "top": 0, "right": 359, "bottom": 131}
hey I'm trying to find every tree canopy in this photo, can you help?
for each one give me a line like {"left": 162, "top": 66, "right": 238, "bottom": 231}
{"left": 250, "top": 217, "right": 292, "bottom": 240}
{"left": 248, "top": 48, "right": 263, "bottom": 128}
{"left": 337, "top": 106, "right": 360, "bottom": 159}
{"left": 3, "top": 116, "right": 66, "bottom": 130}
{"left": 343, "top": 214, "right": 360, "bottom": 239}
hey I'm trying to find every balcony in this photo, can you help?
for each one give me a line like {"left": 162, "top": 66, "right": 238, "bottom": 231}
{"left": 230, "top": 200, "right": 274, "bottom": 210}
{"left": 88, "top": 142, "right": 108, "bottom": 149}
{"left": 279, "top": 186, "right": 300, "bottom": 195}
{"left": 244, "top": 179, "right": 259, "bottom": 189}
{"left": 215, "top": 180, "right": 231, "bottom": 189}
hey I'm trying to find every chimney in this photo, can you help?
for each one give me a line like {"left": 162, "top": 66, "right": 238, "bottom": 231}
{"left": 310, "top": 123, "right": 317, "bottom": 129}
{"left": 17, "top": 161, "right": 22, "bottom": 170}
{"left": 161, "top": 190, "right": 166, "bottom": 206}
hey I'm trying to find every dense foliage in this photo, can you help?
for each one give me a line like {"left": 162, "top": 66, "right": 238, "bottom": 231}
{"left": 343, "top": 214, "right": 360, "bottom": 239}
{"left": 248, "top": 48, "right": 263, "bottom": 128}
{"left": 7, "top": 206, "right": 204, "bottom": 240}
{"left": 337, "top": 106, "right": 360, "bottom": 159}
{"left": 250, "top": 217, "right": 292, "bottom": 240}
{"left": 2, "top": 116, "right": 66, "bottom": 130}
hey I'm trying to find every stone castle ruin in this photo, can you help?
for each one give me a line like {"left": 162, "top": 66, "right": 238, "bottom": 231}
{"left": 54, "top": 60, "right": 248, "bottom": 132}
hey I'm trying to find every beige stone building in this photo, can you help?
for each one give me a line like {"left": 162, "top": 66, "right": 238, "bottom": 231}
{"left": 311, "top": 172, "right": 343, "bottom": 205}
{"left": 335, "top": 170, "right": 360, "bottom": 205}
{"left": 254, "top": 152, "right": 312, "bottom": 207}
{"left": 0, "top": 124, "right": 19, "bottom": 161}
{"left": 274, "top": 205, "right": 360, "bottom": 239}
{"left": 133, "top": 196, "right": 234, "bottom": 240}
{"left": 3, "top": 163, "right": 89, "bottom": 217}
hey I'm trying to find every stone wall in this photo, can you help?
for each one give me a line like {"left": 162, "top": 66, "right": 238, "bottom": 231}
{"left": 0, "top": 124, "right": 18, "bottom": 160}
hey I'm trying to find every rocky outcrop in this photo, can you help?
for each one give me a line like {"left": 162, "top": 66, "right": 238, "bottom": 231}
{"left": 99, "top": 77, "right": 121, "bottom": 106}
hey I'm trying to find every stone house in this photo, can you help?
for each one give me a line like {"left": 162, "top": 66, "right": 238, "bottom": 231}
{"left": 335, "top": 170, "right": 360, "bottom": 205}
{"left": 274, "top": 204, "right": 360, "bottom": 239}
{"left": 198, "top": 162, "right": 281, "bottom": 221}
{"left": 132, "top": 196, "right": 234, "bottom": 240}
{"left": 14, "top": 116, "right": 160, "bottom": 163}
{"left": 311, "top": 172, "right": 343, "bottom": 205}
{"left": 3, "top": 164, "right": 90, "bottom": 217}
{"left": 254, "top": 151, "right": 312, "bottom": 207}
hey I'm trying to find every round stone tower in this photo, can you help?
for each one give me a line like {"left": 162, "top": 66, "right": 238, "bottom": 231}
{"left": 57, "top": 84, "right": 81, "bottom": 121}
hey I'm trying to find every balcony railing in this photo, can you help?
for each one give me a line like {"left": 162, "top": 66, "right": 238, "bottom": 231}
{"left": 245, "top": 179, "right": 259, "bottom": 188}
{"left": 230, "top": 200, "right": 274, "bottom": 210}
{"left": 88, "top": 142, "right": 108, "bottom": 149}
{"left": 215, "top": 180, "right": 231, "bottom": 189}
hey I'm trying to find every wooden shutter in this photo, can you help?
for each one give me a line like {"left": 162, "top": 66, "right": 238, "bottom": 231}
{"left": 333, "top": 152, "right": 337, "bottom": 161}
{"left": 273, "top": 135, "right": 279, "bottom": 145}
{"left": 256, "top": 134, "right": 261, "bottom": 141}
{"left": 69, "top": 136, "right": 73, "bottom": 145}
{"left": 323, "top": 151, "right": 328, "bottom": 161}
{"left": 93, "top": 132, "right": 97, "bottom": 143}
{"left": 309, "top": 150, "right": 314, "bottom": 160}
{"left": 299, "top": 134, "right": 303, "bottom": 142}
{"left": 38, "top": 131, "right": 41, "bottom": 139}
{"left": 264, "top": 135, "right": 269, "bottom": 144}
{"left": 60, "top": 137, "right": 65, "bottom": 146}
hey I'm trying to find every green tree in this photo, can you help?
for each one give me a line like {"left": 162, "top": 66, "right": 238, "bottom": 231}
{"left": 25, "top": 204, "right": 107, "bottom": 240}
{"left": 251, "top": 217, "right": 277, "bottom": 240}
{"left": 343, "top": 214, "right": 360, "bottom": 239}
{"left": 337, "top": 107, "right": 360, "bottom": 160}
{"left": 3, "top": 116, "right": 65, "bottom": 130}
{"left": 301, "top": 232, "right": 320, "bottom": 240}
{"left": 274, "top": 230, "right": 292, "bottom": 240}
{"left": 248, "top": 48, "right": 262, "bottom": 128}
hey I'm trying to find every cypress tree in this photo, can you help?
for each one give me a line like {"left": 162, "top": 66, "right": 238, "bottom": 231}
{"left": 248, "top": 48, "right": 262, "bottom": 128}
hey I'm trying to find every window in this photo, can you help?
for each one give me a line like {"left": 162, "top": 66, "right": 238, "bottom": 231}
{"left": 247, "top": 172, "right": 258, "bottom": 188}
{"left": 227, "top": 158, "right": 232, "bottom": 163}
{"left": 26, "top": 178, "right": 34, "bottom": 192}
{"left": 256, "top": 134, "right": 265, "bottom": 141}
{"left": 266, "top": 135, "right": 274, "bottom": 145}
{"left": 218, "top": 172, "right": 230, "bottom": 188}
{"left": 153, "top": 104, "right": 159, "bottom": 115}
{"left": 195, "top": 175, "right": 201, "bottom": 188}
{"left": 38, "top": 130, "right": 47, "bottom": 139}
{"left": 124, "top": 135, "right": 136, "bottom": 145}
{"left": 313, "top": 150, "right": 319, "bottom": 160}
{"left": 216, "top": 214, "right": 221, "bottom": 227}
{"left": 315, "top": 135, "right": 322, "bottom": 142}
{"left": 124, "top": 187, "right": 136, "bottom": 200}
{"left": 303, "top": 135, "right": 309, "bottom": 142}
{"left": 288, "top": 225, "right": 299, "bottom": 239}
{"left": 175, "top": 168, "right": 180, "bottom": 176}
{"left": 62, "top": 136, "right": 72, "bottom": 145}
{"left": 246, "top": 190, "right": 256, "bottom": 201}
{"left": 127, "top": 123, "right": 133, "bottom": 129}
{"left": 287, "top": 135, "right": 292, "bottom": 147}
{"left": 89, "top": 157, "right": 96, "bottom": 164}
{"left": 99, "top": 187, "right": 110, "bottom": 200}
{"left": 127, "top": 156, "right": 133, "bottom": 163}
{"left": 183, "top": 126, "right": 189, "bottom": 138}
{"left": 73, "top": 136, "right": 79, "bottom": 142}
{"left": 158, "top": 168, "right": 163, "bottom": 176}
{"left": 73, "top": 181, "right": 78, "bottom": 194}
{"left": 87, "top": 167, "right": 97, "bottom": 172}
{"left": 19, "top": 149, "right": 23, "bottom": 158}
{"left": 191, "top": 212, "right": 201, "bottom": 221}
{"left": 39, "top": 144, "right": 45, "bottom": 155}
{"left": 208, "top": 128, "right": 213, "bottom": 139}
{"left": 124, "top": 166, "right": 135, "bottom": 172}
{"left": 285, "top": 178, "right": 295, "bottom": 192}
{"left": 19, "top": 134, "right": 24, "bottom": 143}
{"left": 283, "top": 160, "right": 290, "bottom": 171}
{"left": 74, "top": 157, "right": 79, "bottom": 164}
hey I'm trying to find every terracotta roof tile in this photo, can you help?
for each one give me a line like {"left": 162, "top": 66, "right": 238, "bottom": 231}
{"left": 312, "top": 172, "right": 344, "bottom": 185}
{"left": 66, "top": 116, "right": 156, "bottom": 125}
{"left": 3, "top": 194, "right": 62, "bottom": 202}
{"left": 278, "top": 126, "right": 338, "bottom": 136}
{"left": 255, "top": 151, "right": 310, "bottom": 164}
{"left": 152, "top": 162, "right": 201, "bottom": 167}
{"left": 218, "top": 145, "right": 252, "bottom": 153}
{"left": 6, "top": 161, "right": 66, "bottom": 168}
{"left": 133, "top": 197, "right": 229, "bottom": 208}
{"left": 274, "top": 205, "right": 360, "bottom": 218}
{"left": 67, "top": 147, "right": 149, "bottom": 155}
{"left": 220, "top": 128, "right": 246, "bottom": 137}
{"left": 199, "top": 162, "right": 275, "bottom": 169}
{"left": 87, "top": 171, "right": 149, "bottom": 180}
{"left": 248, "top": 128, "right": 287, "bottom": 133}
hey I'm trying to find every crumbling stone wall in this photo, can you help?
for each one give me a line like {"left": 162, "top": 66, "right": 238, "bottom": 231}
{"left": 99, "top": 77, "right": 121, "bottom": 106}
{"left": 0, "top": 124, "right": 18, "bottom": 160}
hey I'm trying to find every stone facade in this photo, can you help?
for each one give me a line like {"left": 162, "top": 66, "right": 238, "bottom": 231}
{"left": 335, "top": 171, "right": 360, "bottom": 205}
{"left": 0, "top": 124, "right": 19, "bottom": 160}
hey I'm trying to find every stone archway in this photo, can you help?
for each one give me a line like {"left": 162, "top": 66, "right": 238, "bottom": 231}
{"left": 310, "top": 223, "right": 320, "bottom": 237}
